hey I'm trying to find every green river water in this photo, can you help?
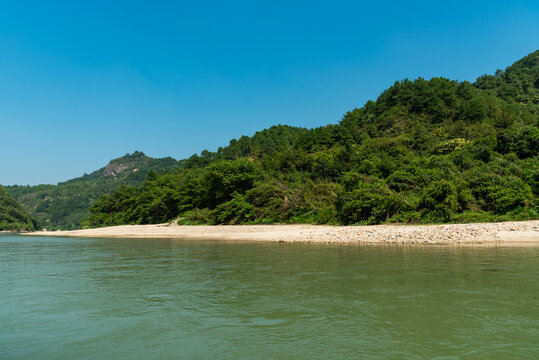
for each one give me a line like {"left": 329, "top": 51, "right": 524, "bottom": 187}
{"left": 1, "top": 234, "right": 538, "bottom": 359}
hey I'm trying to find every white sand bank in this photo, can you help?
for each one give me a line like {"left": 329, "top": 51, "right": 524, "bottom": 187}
{"left": 26, "top": 220, "right": 539, "bottom": 245}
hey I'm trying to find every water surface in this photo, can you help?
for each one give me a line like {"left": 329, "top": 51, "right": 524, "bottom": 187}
{"left": 1, "top": 235, "right": 538, "bottom": 359}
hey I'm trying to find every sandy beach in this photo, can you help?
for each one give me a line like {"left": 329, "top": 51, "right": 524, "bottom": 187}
{"left": 25, "top": 220, "right": 539, "bottom": 245}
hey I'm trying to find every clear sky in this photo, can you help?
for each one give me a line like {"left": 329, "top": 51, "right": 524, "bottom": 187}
{"left": 0, "top": 0, "right": 537, "bottom": 185}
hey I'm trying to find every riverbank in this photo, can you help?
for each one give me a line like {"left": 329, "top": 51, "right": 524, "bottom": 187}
{"left": 25, "top": 220, "right": 539, "bottom": 245}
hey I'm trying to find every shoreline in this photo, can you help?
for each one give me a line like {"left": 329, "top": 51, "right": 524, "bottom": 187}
{"left": 24, "top": 220, "right": 539, "bottom": 246}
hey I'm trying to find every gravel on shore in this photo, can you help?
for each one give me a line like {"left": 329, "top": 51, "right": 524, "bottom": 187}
{"left": 25, "top": 220, "right": 539, "bottom": 245}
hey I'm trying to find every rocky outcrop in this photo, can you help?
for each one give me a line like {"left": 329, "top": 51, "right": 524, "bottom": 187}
{"left": 103, "top": 161, "right": 134, "bottom": 177}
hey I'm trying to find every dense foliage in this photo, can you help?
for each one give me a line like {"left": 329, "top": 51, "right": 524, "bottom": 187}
{"left": 0, "top": 185, "right": 37, "bottom": 231}
{"left": 7, "top": 152, "right": 182, "bottom": 229}
{"left": 84, "top": 51, "right": 538, "bottom": 227}
{"left": 475, "top": 50, "right": 538, "bottom": 115}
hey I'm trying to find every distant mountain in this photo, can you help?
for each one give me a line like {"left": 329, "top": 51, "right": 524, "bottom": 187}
{"left": 0, "top": 185, "right": 37, "bottom": 231}
{"left": 6, "top": 151, "right": 182, "bottom": 230}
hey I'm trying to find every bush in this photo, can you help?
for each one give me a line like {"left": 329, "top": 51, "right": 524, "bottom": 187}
{"left": 208, "top": 194, "right": 254, "bottom": 224}
{"left": 337, "top": 180, "right": 411, "bottom": 224}
{"left": 177, "top": 208, "right": 211, "bottom": 225}
{"left": 420, "top": 180, "right": 459, "bottom": 221}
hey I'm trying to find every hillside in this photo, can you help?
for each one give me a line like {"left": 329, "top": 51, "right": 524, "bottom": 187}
{"left": 475, "top": 50, "right": 538, "bottom": 114}
{"left": 6, "top": 152, "right": 182, "bottom": 230}
{"left": 84, "top": 50, "right": 538, "bottom": 227}
{"left": 0, "top": 185, "right": 37, "bottom": 231}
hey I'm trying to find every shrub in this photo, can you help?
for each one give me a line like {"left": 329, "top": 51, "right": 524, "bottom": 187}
{"left": 208, "top": 194, "right": 254, "bottom": 224}
{"left": 337, "top": 180, "right": 411, "bottom": 224}
{"left": 420, "top": 180, "right": 459, "bottom": 221}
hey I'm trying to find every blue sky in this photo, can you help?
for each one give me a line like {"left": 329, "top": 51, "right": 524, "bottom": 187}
{"left": 0, "top": 0, "right": 537, "bottom": 185}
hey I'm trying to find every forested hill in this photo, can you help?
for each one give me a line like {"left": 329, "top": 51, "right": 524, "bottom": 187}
{"left": 84, "top": 50, "right": 538, "bottom": 227}
{"left": 6, "top": 152, "right": 182, "bottom": 230}
{"left": 0, "top": 185, "right": 37, "bottom": 231}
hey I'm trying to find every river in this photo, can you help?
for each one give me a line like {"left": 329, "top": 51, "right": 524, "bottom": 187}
{"left": 1, "top": 235, "right": 538, "bottom": 359}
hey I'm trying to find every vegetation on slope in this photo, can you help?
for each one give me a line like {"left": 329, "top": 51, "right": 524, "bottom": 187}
{"left": 0, "top": 185, "right": 37, "bottom": 231}
{"left": 6, "top": 152, "right": 182, "bottom": 230}
{"left": 475, "top": 50, "right": 538, "bottom": 115}
{"left": 84, "top": 50, "right": 538, "bottom": 227}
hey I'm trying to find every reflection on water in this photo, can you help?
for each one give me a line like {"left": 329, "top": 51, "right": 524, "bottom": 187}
{"left": 1, "top": 235, "right": 538, "bottom": 359}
